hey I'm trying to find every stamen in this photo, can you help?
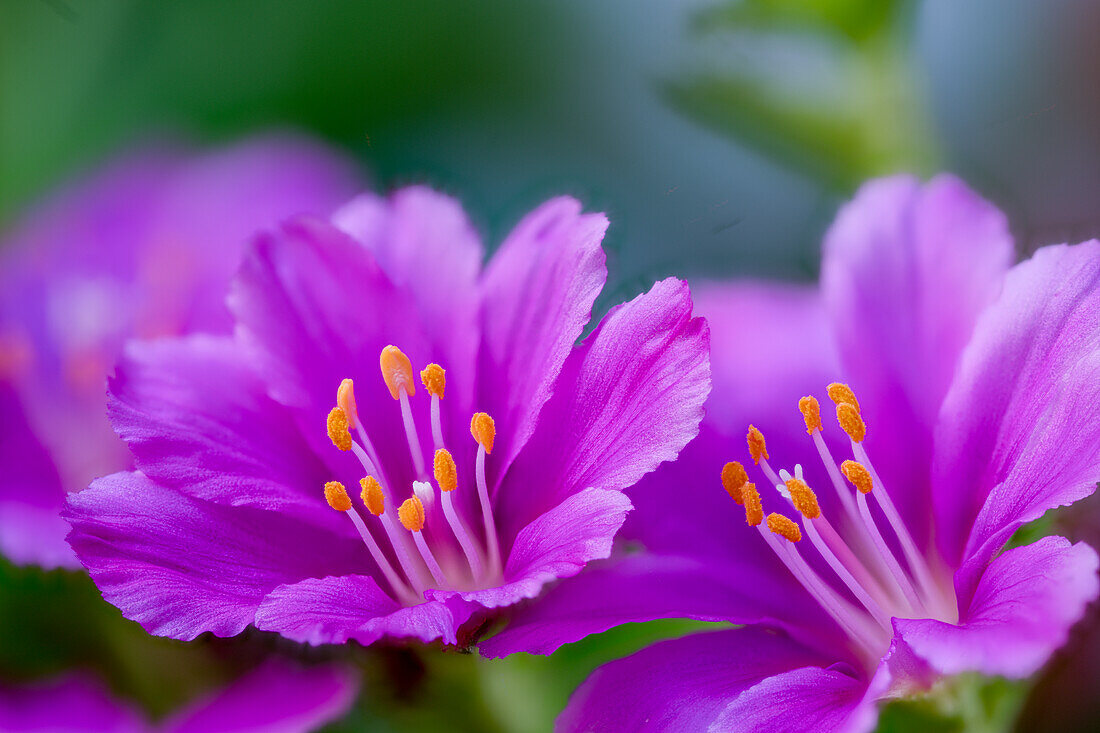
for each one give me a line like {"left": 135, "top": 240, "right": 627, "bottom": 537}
{"left": 721, "top": 461, "right": 748, "bottom": 504}
{"left": 855, "top": 489, "right": 922, "bottom": 614}
{"left": 422, "top": 364, "right": 446, "bottom": 450}
{"left": 337, "top": 379, "right": 358, "bottom": 428}
{"left": 800, "top": 515, "right": 892, "bottom": 628}
{"left": 325, "top": 481, "right": 417, "bottom": 604}
{"left": 827, "top": 382, "right": 860, "bottom": 413}
{"left": 840, "top": 460, "right": 873, "bottom": 494}
{"left": 324, "top": 481, "right": 352, "bottom": 512}
{"left": 380, "top": 345, "right": 415, "bottom": 399}
{"left": 326, "top": 408, "right": 352, "bottom": 452}
{"left": 746, "top": 425, "right": 768, "bottom": 464}
{"left": 798, "top": 396, "right": 822, "bottom": 434}
{"left": 435, "top": 448, "right": 484, "bottom": 582}
{"left": 399, "top": 496, "right": 447, "bottom": 587}
{"left": 836, "top": 403, "right": 866, "bottom": 443}
{"left": 471, "top": 412, "right": 495, "bottom": 454}
{"left": 766, "top": 512, "right": 802, "bottom": 543}
{"left": 741, "top": 482, "right": 764, "bottom": 527}
{"left": 472, "top": 416, "right": 503, "bottom": 577}
{"left": 784, "top": 478, "right": 820, "bottom": 519}
{"left": 360, "top": 476, "right": 385, "bottom": 516}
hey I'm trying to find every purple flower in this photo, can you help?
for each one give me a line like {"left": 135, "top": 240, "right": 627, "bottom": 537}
{"left": 0, "top": 134, "right": 358, "bottom": 568}
{"left": 486, "top": 176, "right": 1100, "bottom": 731}
{"left": 0, "top": 658, "right": 356, "bottom": 732}
{"left": 63, "top": 188, "right": 711, "bottom": 647}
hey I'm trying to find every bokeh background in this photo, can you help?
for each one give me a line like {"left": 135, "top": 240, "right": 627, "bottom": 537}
{"left": 3, "top": 1, "right": 1100, "bottom": 731}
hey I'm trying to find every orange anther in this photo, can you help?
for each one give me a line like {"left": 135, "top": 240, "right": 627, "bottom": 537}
{"left": 742, "top": 482, "right": 764, "bottom": 527}
{"left": 360, "top": 476, "right": 385, "bottom": 515}
{"left": 434, "top": 449, "right": 458, "bottom": 492}
{"left": 747, "top": 425, "right": 768, "bottom": 465}
{"left": 785, "top": 478, "right": 821, "bottom": 519}
{"left": 337, "top": 378, "right": 358, "bottom": 428}
{"left": 398, "top": 496, "right": 425, "bottom": 532}
{"left": 324, "top": 481, "right": 352, "bottom": 512}
{"left": 827, "top": 383, "right": 860, "bottom": 413}
{"left": 380, "top": 345, "right": 415, "bottom": 399}
{"left": 421, "top": 363, "right": 446, "bottom": 398}
{"left": 767, "top": 512, "right": 802, "bottom": 543}
{"left": 721, "top": 461, "right": 749, "bottom": 505}
{"left": 840, "top": 460, "right": 873, "bottom": 494}
{"left": 326, "top": 407, "right": 352, "bottom": 451}
{"left": 798, "top": 396, "right": 822, "bottom": 435}
{"left": 470, "top": 412, "right": 495, "bottom": 454}
{"left": 836, "top": 403, "right": 866, "bottom": 443}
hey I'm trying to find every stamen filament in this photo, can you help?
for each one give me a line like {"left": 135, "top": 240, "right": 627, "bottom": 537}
{"left": 802, "top": 517, "right": 891, "bottom": 628}
{"left": 430, "top": 395, "right": 444, "bottom": 451}
{"left": 379, "top": 511, "right": 433, "bottom": 595}
{"left": 856, "top": 491, "right": 922, "bottom": 614}
{"left": 398, "top": 391, "right": 427, "bottom": 479}
{"left": 811, "top": 431, "right": 860, "bottom": 524}
{"left": 411, "top": 531, "right": 447, "bottom": 587}
{"left": 345, "top": 507, "right": 419, "bottom": 604}
{"left": 475, "top": 444, "right": 503, "bottom": 578}
{"left": 441, "top": 491, "right": 484, "bottom": 582}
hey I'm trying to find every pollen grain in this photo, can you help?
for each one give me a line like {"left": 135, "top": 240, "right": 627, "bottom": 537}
{"left": 360, "top": 476, "right": 385, "bottom": 515}
{"left": 840, "top": 460, "right": 874, "bottom": 494}
{"left": 798, "top": 396, "right": 822, "bottom": 434}
{"left": 471, "top": 412, "right": 496, "bottom": 454}
{"left": 327, "top": 407, "right": 352, "bottom": 451}
{"left": 324, "top": 481, "right": 352, "bottom": 512}
{"left": 785, "top": 478, "right": 821, "bottom": 519}
{"left": 398, "top": 496, "right": 426, "bottom": 532}
{"left": 836, "top": 403, "right": 866, "bottom": 443}
{"left": 421, "top": 363, "right": 446, "bottom": 398}
{"left": 767, "top": 512, "right": 802, "bottom": 543}
{"left": 722, "top": 461, "right": 749, "bottom": 505}
{"left": 434, "top": 449, "right": 458, "bottom": 492}
{"left": 747, "top": 425, "right": 768, "bottom": 464}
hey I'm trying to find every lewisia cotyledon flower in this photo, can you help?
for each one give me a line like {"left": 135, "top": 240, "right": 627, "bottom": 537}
{"left": 484, "top": 175, "right": 1100, "bottom": 731}
{"left": 0, "top": 658, "right": 356, "bottom": 733}
{"left": 64, "top": 188, "right": 710, "bottom": 647}
{"left": 0, "top": 134, "right": 358, "bottom": 569}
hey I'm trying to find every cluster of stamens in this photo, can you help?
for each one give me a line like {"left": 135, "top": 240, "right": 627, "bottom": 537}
{"left": 721, "top": 383, "right": 956, "bottom": 659}
{"left": 321, "top": 345, "right": 502, "bottom": 605}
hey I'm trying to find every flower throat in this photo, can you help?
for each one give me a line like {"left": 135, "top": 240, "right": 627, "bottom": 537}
{"left": 721, "top": 384, "right": 957, "bottom": 661}
{"left": 321, "top": 345, "right": 502, "bottom": 606}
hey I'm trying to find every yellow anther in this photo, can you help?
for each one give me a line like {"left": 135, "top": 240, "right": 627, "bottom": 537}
{"left": 767, "top": 512, "right": 802, "bottom": 543}
{"left": 398, "top": 496, "right": 425, "bottom": 532}
{"left": 721, "top": 461, "right": 749, "bottom": 505}
{"left": 421, "top": 363, "right": 446, "bottom": 398}
{"left": 471, "top": 412, "right": 496, "bottom": 454}
{"left": 326, "top": 407, "right": 352, "bottom": 451}
{"left": 337, "top": 379, "right": 358, "bottom": 429}
{"left": 798, "top": 396, "right": 822, "bottom": 435}
{"left": 785, "top": 478, "right": 821, "bottom": 519}
{"left": 434, "top": 449, "right": 458, "bottom": 492}
{"left": 380, "top": 345, "right": 415, "bottom": 399}
{"left": 360, "top": 476, "right": 385, "bottom": 515}
{"left": 840, "top": 460, "right": 874, "bottom": 494}
{"left": 324, "top": 481, "right": 352, "bottom": 512}
{"left": 827, "top": 383, "right": 861, "bottom": 413}
{"left": 742, "top": 482, "right": 764, "bottom": 527}
{"left": 836, "top": 403, "right": 866, "bottom": 443}
{"left": 747, "top": 425, "right": 768, "bottom": 465}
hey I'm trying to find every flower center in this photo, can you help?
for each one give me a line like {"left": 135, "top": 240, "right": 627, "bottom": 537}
{"left": 321, "top": 345, "right": 502, "bottom": 606}
{"left": 721, "top": 383, "right": 958, "bottom": 661}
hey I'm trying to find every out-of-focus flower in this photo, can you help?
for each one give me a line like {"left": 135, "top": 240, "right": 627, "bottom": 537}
{"left": 0, "top": 135, "right": 359, "bottom": 568}
{"left": 64, "top": 188, "right": 711, "bottom": 647}
{"left": 485, "top": 175, "right": 1100, "bottom": 731}
{"left": 0, "top": 657, "right": 357, "bottom": 732}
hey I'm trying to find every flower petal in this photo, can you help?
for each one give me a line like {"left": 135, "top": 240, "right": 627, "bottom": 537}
{"left": 558, "top": 628, "right": 843, "bottom": 733}
{"left": 894, "top": 536, "right": 1099, "bottom": 678}
{"left": 932, "top": 242, "right": 1100, "bottom": 592}
{"left": 0, "top": 675, "right": 143, "bottom": 733}
{"left": 478, "top": 197, "right": 609, "bottom": 484}
{"left": 821, "top": 175, "right": 1013, "bottom": 549}
{"left": 0, "top": 383, "right": 76, "bottom": 568}
{"left": 496, "top": 278, "right": 709, "bottom": 540}
{"left": 163, "top": 658, "right": 358, "bottom": 733}
{"left": 108, "top": 335, "right": 334, "bottom": 523}
{"left": 255, "top": 574, "right": 469, "bottom": 646}
{"left": 333, "top": 186, "right": 483, "bottom": 413}
{"left": 64, "top": 472, "right": 367, "bottom": 640}
{"left": 434, "top": 487, "right": 631, "bottom": 614}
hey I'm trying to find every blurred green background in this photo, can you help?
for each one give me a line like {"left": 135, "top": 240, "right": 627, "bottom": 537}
{"left": 3, "top": 1, "right": 1100, "bottom": 730}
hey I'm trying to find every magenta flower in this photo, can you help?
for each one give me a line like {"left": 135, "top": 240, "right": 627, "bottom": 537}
{"left": 0, "top": 134, "right": 358, "bottom": 569}
{"left": 486, "top": 176, "right": 1100, "bottom": 731}
{"left": 0, "top": 658, "right": 356, "bottom": 732}
{"left": 63, "top": 187, "right": 710, "bottom": 647}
